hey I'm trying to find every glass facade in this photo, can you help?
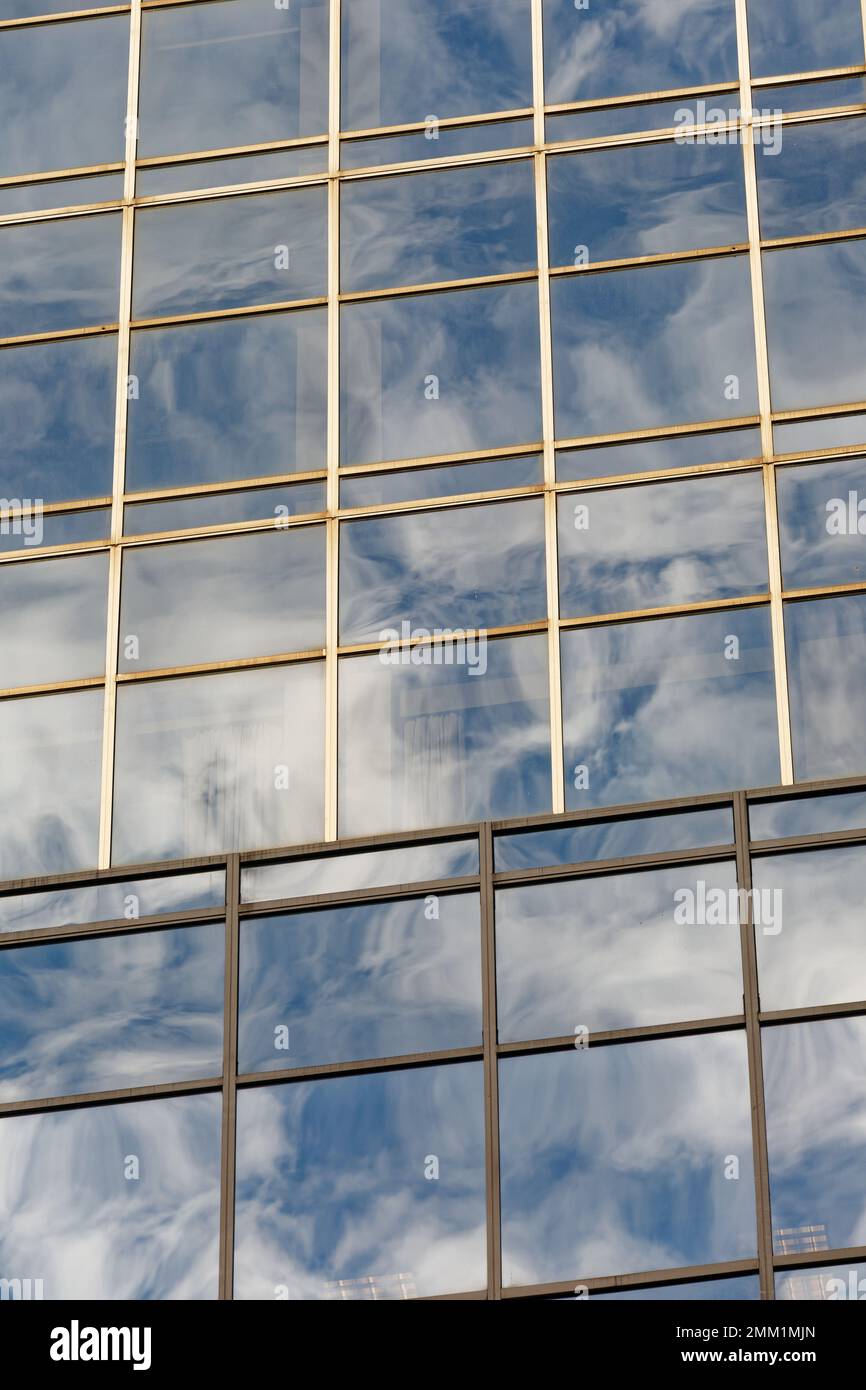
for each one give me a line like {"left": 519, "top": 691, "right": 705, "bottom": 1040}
{"left": 2, "top": 0, "right": 866, "bottom": 1304}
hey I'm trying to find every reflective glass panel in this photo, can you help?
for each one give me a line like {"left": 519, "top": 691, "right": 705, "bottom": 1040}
{"left": 776, "top": 1262, "right": 866, "bottom": 1301}
{"left": 137, "top": 146, "right": 327, "bottom": 198}
{"left": 754, "top": 845, "right": 866, "bottom": 1012}
{"left": 747, "top": 0, "right": 865, "bottom": 79}
{"left": 112, "top": 663, "right": 325, "bottom": 863}
{"left": 496, "top": 861, "right": 742, "bottom": 1041}
{"left": 124, "top": 482, "right": 325, "bottom": 536}
{"left": 758, "top": 75, "right": 866, "bottom": 114}
{"left": 238, "top": 892, "right": 482, "bottom": 1070}
{"left": 764, "top": 241, "right": 866, "bottom": 413}
{"left": 341, "top": 454, "right": 541, "bottom": 508}
{"left": 0, "top": 553, "right": 107, "bottom": 688}
{"left": 242, "top": 837, "right": 479, "bottom": 901}
{"left": 338, "top": 634, "right": 551, "bottom": 836}
{"left": 0, "top": 923, "right": 224, "bottom": 1102}
{"left": 777, "top": 456, "right": 866, "bottom": 589}
{"left": 0, "top": 214, "right": 121, "bottom": 338}
{"left": 786, "top": 594, "right": 866, "bottom": 781}
{"left": 126, "top": 310, "right": 327, "bottom": 490}
{"left": 764, "top": 1016, "right": 866, "bottom": 1254}
{"left": 0, "top": 173, "right": 122, "bottom": 218}
{"left": 341, "top": 160, "right": 536, "bottom": 291}
{"left": 561, "top": 608, "right": 780, "bottom": 809}
{"left": 557, "top": 428, "right": 762, "bottom": 484}
{"left": 0, "top": 18, "right": 128, "bottom": 179}
{"left": 341, "top": 281, "right": 542, "bottom": 466}
{"left": 494, "top": 806, "right": 734, "bottom": 871}
{"left": 0, "top": 1093, "right": 221, "bottom": 1299}
{"left": 339, "top": 499, "right": 546, "bottom": 644}
{"left": 775, "top": 412, "right": 866, "bottom": 456}
{"left": 749, "top": 789, "right": 866, "bottom": 841}
{"left": 552, "top": 258, "right": 759, "bottom": 439}
{"left": 546, "top": 94, "right": 743, "bottom": 145}
{"left": 499, "top": 1032, "right": 756, "bottom": 1286}
{"left": 234, "top": 1063, "right": 486, "bottom": 1299}
{"left": 341, "top": 0, "right": 532, "bottom": 131}
{"left": 0, "top": 509, "right": 110, "bottom": 555}
{"left": 543, "top": 0, "right": 739, "bottom": 105}
{"left": 557, "top": 472, "right": 768, "bottom": 618}
{"left": 119, "top": 527, "right": 326, "bottom": 670}
{"left": 0, "top": 337, "right": 117, "bottom": 504}
{"left": 757, "top": 117, "right": 866, "bottom": 240}
{"left": 0, "top": 870, "right": 225, "bottom": 936}
{"left": 132, "top": 187, "right": 327, "bottom": 319}
{"left": 340, "top": 118, "right": 534, "bottom": 170}
{"left": 138, "top": 0, "right": 329, "bottom": 158}
{"left": 0, "top": 690, "right": 102, "bottom": 879}
{"left": 547, "top": 141, "right": 747, "bottom": 268}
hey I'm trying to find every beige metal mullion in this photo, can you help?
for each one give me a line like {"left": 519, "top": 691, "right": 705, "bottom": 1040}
{"left": 861, "top": 0, "right": 866, "bottom": 64}
{"left": 324, "top": 0, "right": 341, "bottom": 842}
{"left": 98, "top": 1, "right": 141, "bottom": 869}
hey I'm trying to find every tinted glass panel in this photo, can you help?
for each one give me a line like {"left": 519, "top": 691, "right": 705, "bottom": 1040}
{"left": 777, "top": 457, "right": 866, "bottom": 589}
{"left": 557, "top": 472, "right": 768, "bottom": 618}
{"left": 497, "top": 861, "right": 742, "bottom": 1041}
{"left": 341, "top": 454, "right": 541, "bottom": 508}
{"left": 757, "top": 117, "right": 866, "bottom": 240}
{"left": 0, "top": 924, "right": 224, "bottom": 1102}
{"left": 340, "top": 118, "right": 533, "bottom": 170}
{"left": 552, "top": 258, "right": 759, "bottom": 439}
{"left": 0, "top": 509, "right": 110, "bottom": 555}
{"left": 341, "top": 281, "right": 542, "bottom": 466}
{"left": 0, "top": 18, "right": 128, "bottom": 179}
{"left": 133, "top": 188, "right": 327, "bottom": 319}
{"left": 242, "top": 838, "right": 479, "bottom": 900}
{"left": 234, "top": 1064, "right": 486, "bottom": 1298}
{"left": 239, "top": 892, "right": 482, "bottom": 1070}
{"left": 0, "top": 870, "right": 225, "bottom": 936}
{"left": 124, "top": 482, "right": 325, "bottom": 536}
{"left": 764, "top": 241, "right": 866, "bottom": 414}
{"left": 0, "top": 553, "right": 107, "bottom": 688}
{"left": 548, "top": 141, "right": 747, "bottom": 268}
{"left": 0, "top": 1093, "right": 221, "bottom": 1299}
{"left": 747, "top": 0, "right": 864, "bottom": 78}
{"left": 119, "top": 527, "right": 326, "bottom": 670}
{"left": 339, "top": 499, "right": 546, "bottom": 644}
{"left": 557, "top": 428, "right": 762, "bottom": 484}
{"left": 764, "top": 1016, "right": 866, "bottom": 1254}
{"left": 341, "top": 160, "right": 536, "bottom": 291}
{"left": 494, "top": 806, "right": 734, "bottom": 871}
{"left": 112, "top": 664, "right": 325, "bottom": 862}
{"left": 776, "top": 1262, "right": 866, "bottom": 1301}
{"left": 0, "top": 215, "right": 121, "bottom": 338}
{"left": 126, "top": 310, "right": 327, "bottom": 490}
{"left": 137, "top": 146, "right": 327, "bottom": 198}
{"left": 786, "top": 594, "right": 866, "bottom": 781}
{"left": 341, "top": 0, "right": 532, "bottom": 131}
{"left": 339, "top": 634, "right": 550, "bottom": 836}
{"left": 546, "top": 94, "right": 743, "bottom": 144}
{"left": 561, "top": 608, "right": 780, "bottom": 810}
{"left": 500, "top": 1032, "right": 756, "bottom": 1286}
{"left": 139, "top": 0, "right": 329, "bottom": 158}
{"left": 749, "top": 789, "right": 866, "bottom": 841}
{"left": 0, "top": 173, "right": 122, "bottom": 218}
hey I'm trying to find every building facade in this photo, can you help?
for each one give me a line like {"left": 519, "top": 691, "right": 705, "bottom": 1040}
{"left": 0, "top": 0, "right": 866, "bottom": 1299}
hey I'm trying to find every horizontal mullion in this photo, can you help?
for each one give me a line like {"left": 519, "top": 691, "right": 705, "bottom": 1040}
{"left": 130, "top": 297, "right": 327, "bottom": 332}
{"left": 492, "top": 843, "right": 736, "bottom": 888}
{"left": 135, "top": 133, "right": 329, "bottom": 170}
{"left": 240, "top": 822, "right": 480, "bottom": 866}
{"left": 340, "top": 108, "right": 533, "bottom": 142}
{"left": 496, "top": 1015, "right": 745, "bottom": 1057}
{"left": 750, "top": 827, "right": 866, "bottom": 855}
{"left": 119, "top": 510, "right": 327, "bottom": 546}
{"left": 339, "top": 268, "right": 537, "bottom": 304}
{"left": 0, "top": 1075, "right": 222, "bottom": 1120}
{"left": 337, "top": 621, "right": 546, "bottom": 658}
{"left": 0, "top": 5, "right": 127, "bottom": 29}
{"left": 549, "top": 243, "right": 749, "bottom": 279}
{"left": 115, "top": 648, "right": 326, "bottom": 684}
{"left": 773, "top": 1243, "right": 866, "bottom": 1271}
{"left": 239, "top": 875, "right": 481, "bottom": 919}
{"left": 492, "top": 790, "right": 734, "bottom": 833}
{"left": 558, "top": 594, "right": 769, "bottom": 631}
{"left": 504, "top": 1259, "right": 759, "bottom": 1300}
{"left": 759, "top": 999, "right": 866, "bottom": 1027}
{"left": 0, "top": 323, "right": 117, "bottom": 350}
{"left": 0, "top": 904, "right": 225, "bottom": 950}
{"left": 237, "top": 1046, "right": 484, "bottom": 1088}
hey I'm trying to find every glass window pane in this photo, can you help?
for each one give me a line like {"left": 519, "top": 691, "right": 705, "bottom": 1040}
{"left": 557, "top": 428, "right": 762, "bottom": 485}
{"left": 137, "top": 146, "right": 327, "bottom": 198}
{"left": 758, "top": 75, "right": 866, "bottom": 114}
{"left": 0, "top": 509, "right": 110, "bottom": 555}
{"left": 775, "top": 412, "right": 866, "bottom": 457}
{"left": 552, "top": 258, "right": 759, "bottom": 440}
{"left": 0, "top": 923, "right": 224, "bottom": 1102}
{"left": 139, "top": 0, "right": 329, "bottom": 159}
{"left": 557, "top": 472, "right": 768, "bottom": 618}
{"left": 341, "top": 454, "right": 541, "bottom": 508}
{"left": 764, "top": 1016, "right": 866, "bottom": 1254}
{"left": 341, "top": 281, "right": 542, "bottom": 466}
{"left": 242, "top": 837, "right": 479, "bottom": 901}
{"left": 592, "top": 1275, "right": 760, "bottom": 1301}
{"left": 0, "top": 553, "right": 107, "bottom": 688}
{"left": 132, "top": 188, "right": 327, "bottom": 319}
{"left": 757, "top": 117, "right": 866, "bottom": 240}
{"left": 786, "top": 594, "right": 866, "bottom": 781}
{"left": 339, "top": 499, "right": 546, "bottom": 645}
{"left": 340, "top": 117, "right": 533, "bottom": 170}
{"left": 776, "top": 1262, "right": 866, "bottom": 1301}
{"left": 777, "top": 457, "right": 866, "bottom": 589}
{"left": 0, "top": 1093, "right": 221, "bottom": 1299}
{"left": 341, "top": 160, "right": 536, "bottom": 292}
{"left": 126, "top": 310, "right": 327, "bottom": 490}
{"left": 119, "top": 527, "right": 326, "bottom": 671}
{"left": 749, "top": 788, "right": 866, "bottom": 841}
{"left": 341, "top": 0, "right": 532, "bottom": 132}
{"left": 234, "top": 1064, "right": 486, "bottom": 1299}
{"left": 499, "top": 1032, "right": 756, "bottom": 1286}
{"left": 497, "top": 861, "right": 743, "bottom": 1042}
{"left": 0, "top": 173, "right": 122, "bottom": 218}
{"left": 0, "top": 690, "right": 102, "bottom": 879}
{"left": 546, "top": 93, "right": 743, "bottom": 145}
{"left": 124, "top": 482, "right": 325, "bottom": 537}
{"left": 494, "top": 805, "right": 734, "bottom": 871}
{"left": 561, "top": 608, "right": 780, "bottom": 810}
{"left": 754, "top": 845, "right": 866, "bottom": 1012}
{"left": 747, "top": 0, "right": 865, "bottom": 79}
{"left": 0, "top": 337, "right": 117, "bottom": 504}
{"left": 0, "top": 870, "right": 225, "bottom": 936}
{"left": 239, "top": 892, "right": 482, "bottom": 1070}
{"left": 112, "top": 663, "right": 325, "bottom": 863}
{"left": 0, "top": 18, "right": 128, "bottom": 179}
{"left": 338, "top": 634, "right": 551, "bottom": 837}
{"left": 0, "top": 214, "right": 121, "bottom": 338}
{"left": 548, "top": 142, "right": 747, "bottom": 268}
{"left": 764, "top": 241, "right": 866, "bottom": 414}
{"left": 543, "top": 0, "right": 738, "bottom": 105}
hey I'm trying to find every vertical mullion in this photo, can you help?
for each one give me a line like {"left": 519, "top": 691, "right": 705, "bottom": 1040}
{"left": 218, "top": 853, "right": 240, "bottom": 1300}
{"left": 324, "top": 0, "right": 341, "bottom": 842}
{"left": 479, "top": 823, "right": 502, "bottom": 1299}
{"left": 862, "top": 0, "right": 866, "bottom": 64}
{"left": 98, "top": 0, "right": 141, "bottom": 869}
{"left": 734, "top": 793, "right": 775, "bottom": 1300}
